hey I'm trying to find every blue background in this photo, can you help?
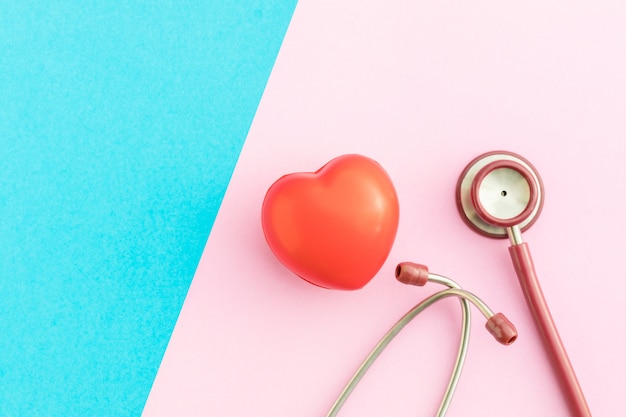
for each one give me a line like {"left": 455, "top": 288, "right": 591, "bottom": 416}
{"left": 0, "top": 1, "right": 297, "bottom": 415}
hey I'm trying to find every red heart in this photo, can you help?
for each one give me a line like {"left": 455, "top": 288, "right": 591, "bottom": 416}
{"left": 262, "top": 154, "right": 399, "bottom": 290}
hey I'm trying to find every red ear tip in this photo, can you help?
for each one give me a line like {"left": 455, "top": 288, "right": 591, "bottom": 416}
{"left": 395, "top": 262, "right": 429, "bottom": 286}
{"left": 486, "top": 313, "right": 518, "bottom": 345}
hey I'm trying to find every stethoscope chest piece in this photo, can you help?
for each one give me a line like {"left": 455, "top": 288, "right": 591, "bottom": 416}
{"left": 456, "top": 151, "right": 544, "bottom": 238}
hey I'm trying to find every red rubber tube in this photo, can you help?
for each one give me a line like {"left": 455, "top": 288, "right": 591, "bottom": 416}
{"left": 509, "top": 243, "right": 591, "bottom": 417}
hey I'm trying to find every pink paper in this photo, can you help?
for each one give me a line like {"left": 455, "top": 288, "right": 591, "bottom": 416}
{"left": 143, "top": 1, "right": 626, "bottom": 416}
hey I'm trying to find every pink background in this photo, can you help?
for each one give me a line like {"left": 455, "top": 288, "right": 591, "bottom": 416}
{"left": 143, "top": 1, "right": 626, "bottom": 416}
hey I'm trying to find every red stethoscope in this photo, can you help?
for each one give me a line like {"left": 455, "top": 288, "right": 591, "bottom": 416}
{"left": 456, "top": 151, "right": 591, "bottom": 417}
{"left": 262, "top": 151, "right": 592, "bottom": 416}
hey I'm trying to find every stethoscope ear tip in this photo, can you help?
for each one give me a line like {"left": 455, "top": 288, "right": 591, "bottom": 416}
{"left": 395, "top": 262, "right": 429, "bottom": 286}
{"left": 486, "top": 312, "right": 518, "bottom": 345}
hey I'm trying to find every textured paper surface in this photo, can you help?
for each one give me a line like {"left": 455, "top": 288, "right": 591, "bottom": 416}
{"left": 145, "top": 1, "right": 626, "bottom": 416}
{"left": 0, "top": 2, "right": 296, "bottom": 415}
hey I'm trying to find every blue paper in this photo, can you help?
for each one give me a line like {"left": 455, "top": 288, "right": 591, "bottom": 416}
{"left": 0, "top": 1, "right": 297, "bottom": 415}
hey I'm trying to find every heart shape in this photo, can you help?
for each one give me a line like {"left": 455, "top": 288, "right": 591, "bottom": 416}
{"left": 262, "top": 154, "right": 399, "bottom": 290}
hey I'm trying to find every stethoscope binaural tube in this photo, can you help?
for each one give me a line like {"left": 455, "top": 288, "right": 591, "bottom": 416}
{"left": 456, "top": 151, "right": 592, "bottom": 417}
{"left": 325, "top": 263, "right": 516, "bottom": 417}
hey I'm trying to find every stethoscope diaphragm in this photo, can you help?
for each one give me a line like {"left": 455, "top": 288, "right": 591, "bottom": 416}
{"left": 456, "top": 151, "right": 544, "bottom": 238}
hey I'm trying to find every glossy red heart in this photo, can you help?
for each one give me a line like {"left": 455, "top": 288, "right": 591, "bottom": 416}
{"left": 262, "top": 154, "right": 399, "bottom": 290}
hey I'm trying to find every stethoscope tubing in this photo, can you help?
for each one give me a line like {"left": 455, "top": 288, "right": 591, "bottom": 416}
{"left": 509, "top": 239, "right": 592, "bottom": 417}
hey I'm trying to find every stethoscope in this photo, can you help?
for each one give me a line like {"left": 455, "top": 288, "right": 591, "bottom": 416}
{"left": 324, "top": 151, "right": 592, "bottom": 417}
{"left": 262, "top": 150, "right": 592, "bottom": 416}
{"left": 456, "top": 151, "right": 591, "bottom": 417}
